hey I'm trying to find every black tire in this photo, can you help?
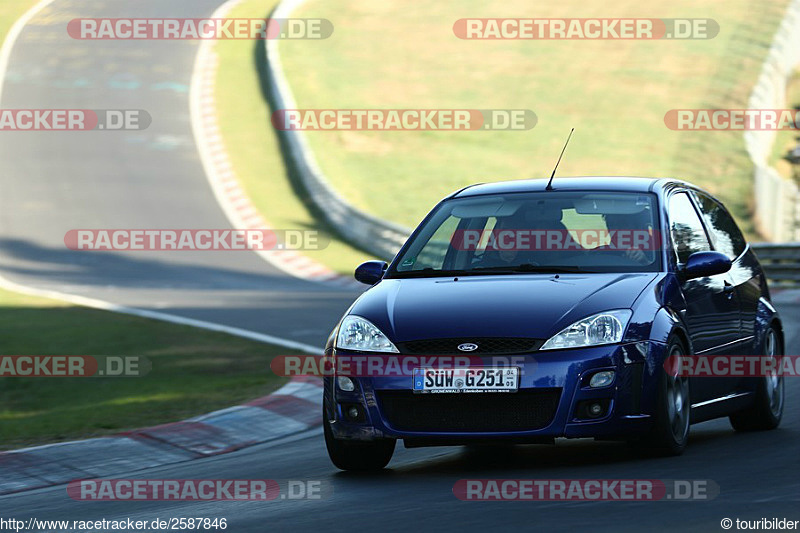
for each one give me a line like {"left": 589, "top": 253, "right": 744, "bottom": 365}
{"left": 730, "top": 326, "right": 783, "bottom": 432}
{"left": 323, "top": 401, "right": 395, "bottom": 471}
{"left": 632, "top": 335, "right": 691, "bottom": 456}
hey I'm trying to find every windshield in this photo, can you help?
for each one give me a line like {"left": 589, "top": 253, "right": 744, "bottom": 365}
{"left": 387, "top": 191, "right": 662, "bottom": 277}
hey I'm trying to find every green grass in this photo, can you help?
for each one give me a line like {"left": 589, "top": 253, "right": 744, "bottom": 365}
{"left": 213, "top": 0, "right": 377, "bottom": 274}
{"left": 275, "top": 0, "right": 791, "bottom": 237}
{"left": 0, "top": 0, "right": 37, "bottom": 46}
{"left": 0, "top": 1, "right": 302, "bottom": 450}
{"left": 0, "top": 289, "right": 292, "bottom": 450}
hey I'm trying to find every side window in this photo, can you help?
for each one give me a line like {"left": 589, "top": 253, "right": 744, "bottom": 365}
{"left": 691, "top": 191, "right": 747, "bottom": 259}
{"left": 668, "top": 192, "right": 711, "bottom": 264}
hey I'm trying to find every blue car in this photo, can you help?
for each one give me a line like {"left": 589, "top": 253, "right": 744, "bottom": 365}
{"left": 323, "top": 177, "right": 784, "bottom": 471}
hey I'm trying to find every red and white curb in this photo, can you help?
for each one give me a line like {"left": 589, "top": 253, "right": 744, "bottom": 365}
{"left": 190, "top": 0, "right": 362, "bottom": 290}
{"left": 0, "top": 377, "right": 323, "bottom": 496}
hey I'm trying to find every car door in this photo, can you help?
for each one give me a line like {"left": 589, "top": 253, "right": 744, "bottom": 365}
{"left": 667, "top": 191, "right": 742, "bottom": 402}
{"left": 690, "top": 190, "right": 759, "bottom": 355}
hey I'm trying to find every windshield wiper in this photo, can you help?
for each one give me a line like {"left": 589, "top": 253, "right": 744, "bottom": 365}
{"left": 390, "top": 264, "right": 593, "bottom": 278}
{"left": 469, "top": 264, "right": 591, "bottom": 274}
{"left": 389, "top": 268, "right": 468, "bottom": 279}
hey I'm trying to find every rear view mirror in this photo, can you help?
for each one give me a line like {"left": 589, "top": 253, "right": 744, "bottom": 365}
{"left": 355, "top": 261, "right": 388, "bottom": 285}
{"left": 683, "top": 251, "right": 732, "bottom": 280}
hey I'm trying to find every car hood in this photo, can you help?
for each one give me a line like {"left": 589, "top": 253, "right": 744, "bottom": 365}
{"left": 348, "top": 273, "right": 658, "bottom": 341}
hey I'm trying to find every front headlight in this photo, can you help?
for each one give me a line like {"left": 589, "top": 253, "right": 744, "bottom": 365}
{"left": 335, "top": 315, "right": 399, "bottom": 353}
{"left": 540, "top": 309, "right": 633, "bottom": 350}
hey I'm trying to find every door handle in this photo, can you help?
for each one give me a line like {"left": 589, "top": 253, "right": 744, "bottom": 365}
{"left": 723, "top": 281, "right": 735, "bottom": 297}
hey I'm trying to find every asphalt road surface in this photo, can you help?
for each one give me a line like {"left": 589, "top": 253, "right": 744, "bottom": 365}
{"left": 0, "top": 294, "right": 798, "bottom": 532}
{"left": 0, "top": 1, "right": 798, "bottom": 531}
{"left": 0, "top": 0, "right": 358, "bottom": 348}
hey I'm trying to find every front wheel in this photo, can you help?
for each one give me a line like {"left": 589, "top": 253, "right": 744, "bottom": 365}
{"left": 632, "top": 336, "right": 691, "bottom": 455}
{"left": 323, "top": 401, "right": 395, "bottom": 471}
{"left": 730, "top": 326, "right": 783, "bottom": 432}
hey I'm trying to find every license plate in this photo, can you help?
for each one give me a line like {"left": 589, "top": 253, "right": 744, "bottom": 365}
{"left": 412, "top": 367, "right": 519, "bottom": 393}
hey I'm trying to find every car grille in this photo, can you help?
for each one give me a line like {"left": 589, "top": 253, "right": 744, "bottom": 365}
{"left": 376, "top": 389, "right": 561, "bottom": 432}
{"left": 397, "top": 337, "right": 543, "bottom": 355}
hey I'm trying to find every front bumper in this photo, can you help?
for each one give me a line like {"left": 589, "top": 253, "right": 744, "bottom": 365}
{"left": 325, "top": 341, "right": 667, "bottom": 443}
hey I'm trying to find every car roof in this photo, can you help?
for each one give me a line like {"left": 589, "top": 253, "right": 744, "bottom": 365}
{"left": 451, "top": 176, "right": 696, "bottom": 198}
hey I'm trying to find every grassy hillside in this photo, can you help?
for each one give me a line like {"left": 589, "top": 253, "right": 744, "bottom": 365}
{"left": 278, "top": 0, "right": 790, "bottom": 235}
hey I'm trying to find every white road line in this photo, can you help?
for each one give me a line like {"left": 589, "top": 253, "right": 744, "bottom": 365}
{"left": 0, "top": 273, "right": 321, "bottom": 354}
{"left": 0, "top": 0, "right": 326, "bottom": 353}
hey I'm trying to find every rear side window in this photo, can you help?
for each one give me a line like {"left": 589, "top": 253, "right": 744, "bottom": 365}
{"left": 691, "top": 191, "right": 747, "bottom": 259}
{"left": 668, "top": 192, "right": 711, "bottom": 264}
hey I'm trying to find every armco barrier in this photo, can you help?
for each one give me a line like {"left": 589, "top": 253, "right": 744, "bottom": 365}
{"left": 751, "top": 242, "right": 800, "bottom": 286}
{"left": 264, "top": 0, "right": 411, "bottom": 261}
{"left": 264, "top": 0, "right": 800, "bottom": 256}
{"left": 745, "top": 0, "right": 800, "bottom": 242}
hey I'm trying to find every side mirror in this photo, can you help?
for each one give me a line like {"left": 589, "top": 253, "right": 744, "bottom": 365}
{"left": 354, "top": 260, "right": 388, "bottom": 285}
{"left": 683, "top": 251, "right": 732, "bottom": 280}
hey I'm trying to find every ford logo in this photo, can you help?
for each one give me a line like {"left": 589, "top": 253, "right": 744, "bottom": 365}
{"left": 458, "top": 343, "right": 479, "bottom": 352}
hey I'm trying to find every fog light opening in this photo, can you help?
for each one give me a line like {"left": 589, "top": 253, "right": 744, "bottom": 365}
{"left": 341, "top": 403, "right": 366, "bottom": 423}
{"left": 337, "top": 376, "right": 355, "bottom": 392}
{"left": 575, "top": 399, "right": 610, "bottom": 420}
{"left": 588, "top": 402, "right": 604, "bottom": 418}
{"left": 589, "top": 370, "right": 615, "bottom": 388}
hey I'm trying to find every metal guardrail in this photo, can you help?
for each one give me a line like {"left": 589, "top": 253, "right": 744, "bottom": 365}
{"left": 263, "top": 0, "right": 410, "bottom": 261}
{"left": 751, "top": 243, "right": 800, "bottom": 286}
{"left": 263, "top": 0, "right": 800, "bottom": 268}
{"left": 745, "top": 0, "right": 800, "bottom": 242}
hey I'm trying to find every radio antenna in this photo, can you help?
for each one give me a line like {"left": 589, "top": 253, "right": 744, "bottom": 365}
{"left": 545, "top": 128, "right": 574, "bottom": 191}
